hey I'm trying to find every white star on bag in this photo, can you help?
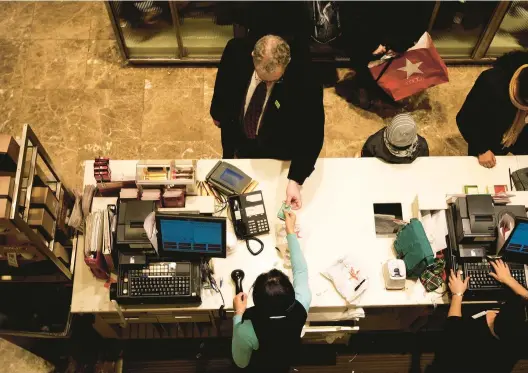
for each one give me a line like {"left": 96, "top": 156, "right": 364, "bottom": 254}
{"left": 398, "top": 58, "right": 424, "bottom": 79}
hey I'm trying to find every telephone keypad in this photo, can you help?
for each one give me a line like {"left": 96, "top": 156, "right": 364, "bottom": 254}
{"left": 248, "top": 218, "right": 269, "bottom": 235}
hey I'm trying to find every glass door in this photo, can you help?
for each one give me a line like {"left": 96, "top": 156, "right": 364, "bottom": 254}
{"left": 107, "top": 1, "right": 235, "bottom": 62}
{"left": 172, "top": 2, "right": 234, "bottom": 59}
{"left": 109, "top": 1, "right": 181, "bottom": 59}
{"left": 429, "top": 1, "right": 498, "bottom": 59}
{"left": 485, "top": 1, "right": 528, "bottom": 57}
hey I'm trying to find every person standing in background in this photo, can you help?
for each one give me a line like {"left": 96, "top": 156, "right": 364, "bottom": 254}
{"left": 457, "top": 51, "right": 528, "bottom": 168}
{"left": 210, "top": 35, "right": 324, "bottom": 210}
{"left": 337, "top": 1, "right": 432, "bottom": 109}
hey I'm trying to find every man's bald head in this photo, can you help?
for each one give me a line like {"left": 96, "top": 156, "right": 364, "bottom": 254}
{"left": 252, "top": 35, "right": 291, "bottom": 82}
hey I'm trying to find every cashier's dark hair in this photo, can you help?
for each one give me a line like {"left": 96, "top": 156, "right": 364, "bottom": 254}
{"left": 252, "top": 269, "right": 295, "bottom": 315}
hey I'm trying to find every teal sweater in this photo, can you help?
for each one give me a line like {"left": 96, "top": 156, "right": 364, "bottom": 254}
{"left": 232, "top": 234, "right": 311, "bottom": 368}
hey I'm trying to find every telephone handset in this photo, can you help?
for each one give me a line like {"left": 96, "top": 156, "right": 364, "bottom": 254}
{"left": 228, "top": 191, "right": 270, "bottom": 239}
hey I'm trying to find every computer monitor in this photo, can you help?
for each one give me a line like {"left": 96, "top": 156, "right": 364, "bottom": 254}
{"left": 500, "top": 217, "right": 528, "bottom": 265}
{"left": 155, "top": 214, "right": 227, "bottom": 259}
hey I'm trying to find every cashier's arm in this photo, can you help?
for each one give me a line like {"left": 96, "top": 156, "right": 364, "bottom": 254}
{"left": 285, "top": 211, "right": 312, "bottom": 311}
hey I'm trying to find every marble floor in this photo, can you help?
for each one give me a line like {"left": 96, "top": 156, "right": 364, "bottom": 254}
{"left": 0, "top": 1, "right": 488, "bottom": 192}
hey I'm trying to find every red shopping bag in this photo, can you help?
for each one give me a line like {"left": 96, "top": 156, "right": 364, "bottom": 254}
{"left": 369, "top": 32, "right": 449, "bottom": 101}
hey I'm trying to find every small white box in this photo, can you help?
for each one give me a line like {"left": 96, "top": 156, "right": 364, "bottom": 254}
{"left": 383, "top": 259, "right": 406, "bottom": 290}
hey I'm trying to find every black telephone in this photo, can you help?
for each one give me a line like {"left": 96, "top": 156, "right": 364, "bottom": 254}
{"left": 512, "top": 168, "right": 528, "bottom": 191}
{"left": 228, "top": 191, "right": 270, "bottom": 239}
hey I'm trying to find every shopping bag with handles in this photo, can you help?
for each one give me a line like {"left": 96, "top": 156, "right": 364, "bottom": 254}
{"left": 394, "top": 218, "right": 435, "bottom": 279}
{"left": 369, "top": 32, "right": 449, "bottom": 101}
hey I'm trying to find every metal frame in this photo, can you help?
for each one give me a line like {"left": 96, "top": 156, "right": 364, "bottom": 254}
{"left": 168, "top": 1, "right": 185, "bottom": 59}
{"left": 471, "top": 1, "right": 512, "bottom": 60}
{"left": 105, "top": 1, "right": 128, "bottom": 65}
{"left": 427, "top": 1, "right": 442, "bottom": 34}
{"left": 8, "top": 124, "right": 74, "bottom": 281}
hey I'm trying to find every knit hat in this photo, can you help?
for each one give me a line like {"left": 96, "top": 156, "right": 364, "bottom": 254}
{"left": 383, "top": 113, "right": 419, "bottom": 158}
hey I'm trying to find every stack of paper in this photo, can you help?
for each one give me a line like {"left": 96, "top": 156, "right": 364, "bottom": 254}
{"left": 120, "top": 188, "right": 139, "bottom": 200}
{"left": 492, "top": 192, "right": 513, "bottom": 205}
{"left": 141, "top": 189, "right": 161, "bottom": 201}
{"left": 162, "top": 188, "right": 185, "bottom": 207}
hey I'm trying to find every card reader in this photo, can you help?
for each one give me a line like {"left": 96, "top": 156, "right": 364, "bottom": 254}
{"left": 205, "top": 161, "right": 252, "bottom": 195}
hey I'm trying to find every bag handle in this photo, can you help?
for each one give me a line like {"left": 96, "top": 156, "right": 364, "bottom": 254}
{"left": 374, "top": 57, "right": 395, "bottom": 82}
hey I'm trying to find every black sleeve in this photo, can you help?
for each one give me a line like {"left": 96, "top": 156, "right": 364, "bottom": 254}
{"left": 456, "top": 72, "right": 496, "bottom": 156}
{"left": 211, "top": 39, "right": 239, "bottom": 158}
{"left": 210, "top": 38, "right": 237, "bottom": 124}
{"left": 361, "top": 136, "right": 376, "bottom": 157}
{"left": 287, "top": 77, "right": 324, "bottom": 185}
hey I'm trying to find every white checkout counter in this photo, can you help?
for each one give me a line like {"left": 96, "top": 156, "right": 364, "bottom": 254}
{"left": 71, "top": 156, "right": 527, "bottom": 339}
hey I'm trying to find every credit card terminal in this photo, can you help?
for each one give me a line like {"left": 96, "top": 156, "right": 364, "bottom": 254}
{"left": 228, "top": 191, "right": 270, "bottom": 239}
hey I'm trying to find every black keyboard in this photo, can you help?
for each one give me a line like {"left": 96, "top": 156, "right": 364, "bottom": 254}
{"left": 112, "top": 261, "right": 202, "bottom": 305}
{"left": 128, "top": 263, "right": 190, "bottom": 297}
{"left": 464, "top": 261, "right": 527, "bottom": 290}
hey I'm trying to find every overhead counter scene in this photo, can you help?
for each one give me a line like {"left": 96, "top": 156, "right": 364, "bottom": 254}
{"left": 1, "top": 1, "right": 528, "bottom": 373}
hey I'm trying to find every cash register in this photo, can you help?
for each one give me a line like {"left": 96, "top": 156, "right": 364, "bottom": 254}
{"left": 447, "top": 195, "right": 528, "bottom": 300}
{"left": 111, "top": 214, "right": 227, "bottom": 305}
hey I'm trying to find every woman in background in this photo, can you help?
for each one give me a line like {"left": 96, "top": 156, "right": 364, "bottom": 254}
{"left": 457, "top": 51, "right": 528, "bottom": 168}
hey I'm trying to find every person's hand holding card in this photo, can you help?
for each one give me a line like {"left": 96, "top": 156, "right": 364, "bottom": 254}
{"left": 284, "top": 210, "right": 296, "bottom": 235}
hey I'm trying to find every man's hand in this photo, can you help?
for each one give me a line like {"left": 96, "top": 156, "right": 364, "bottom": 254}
{"left": 372, "top": 44, "right": 386, "bottom": 56}
{"left": 478, "top": 150, "right": 496, "bottom": 168}
{"left": 213, "top": 119, "right": 220, "bottom": 128}
{"left": 284, "top": 210, "right": 296, "bottom": 235}
{"left": 489, "top": 259, "right": 516, "bottom": 286}
{"left": 286, "top": 180, "right": 302, "bottom": 210}
{"left": 449, "top": 270, "right": 469, "bottom": 295}
{"left": 234, "top": 292, "right": 247, "bottom": 316}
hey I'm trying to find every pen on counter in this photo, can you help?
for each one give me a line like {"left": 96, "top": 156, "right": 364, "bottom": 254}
{"left": 354, "top": 279, "right": 366, "bottom": 291}
{"left": 509, "top": 168, "right": 513, "bottom": 191}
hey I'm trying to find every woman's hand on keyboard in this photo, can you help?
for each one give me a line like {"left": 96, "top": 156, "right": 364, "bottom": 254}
{"left": 449, "top": 270, "right": 469, "bottom": 295}
{"left": 489, "top": 260, "right": 515, "bottom": 286}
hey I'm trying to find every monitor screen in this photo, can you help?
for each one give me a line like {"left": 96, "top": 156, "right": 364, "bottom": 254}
{"left": 156, "top": 215, "right": 226, "bottom": 258}
{"left": 220, "top": 168, "right": 243, "bottom": 187}
{"left": 504, "top": 220, "right": 528, "bottom": 255}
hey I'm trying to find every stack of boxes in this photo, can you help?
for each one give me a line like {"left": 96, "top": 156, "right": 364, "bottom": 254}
{"left": 0, "top": 134, "right": 72, "bottom": 266}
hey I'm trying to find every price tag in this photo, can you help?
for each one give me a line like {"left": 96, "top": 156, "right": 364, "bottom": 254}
{"left": 7, "top": 252, "right": 18, "bottom": 268}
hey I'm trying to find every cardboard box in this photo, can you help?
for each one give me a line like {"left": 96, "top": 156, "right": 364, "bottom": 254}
{"left": 23, "top": 163, "right": 48, "bottom": 186}
{"left": 0, "top": 198, "right": 17, "bottom": 234}
{"left": 28, "top": 208, "right": 54, "bottom": 241}
{"left": 0, "top": 135, "right": 19, "bottom": 172}
{"left": 32, "top": 228, "right": 48, "bottom": 246}
{"left": 0, "top": 177, "right": 14, "bottom": 200}
{"left": 31, "top": 186, "right": 58, "bottom": 219}
{"left": 53, "top": 242, "right": 70, "bottom": 264}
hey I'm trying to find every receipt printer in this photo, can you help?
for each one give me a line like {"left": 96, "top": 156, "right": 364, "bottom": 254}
{"left": 117, "top": 200, "right": 156, "bottom": 254}
{"left": 454, "top": 195, "right": 496, "bottom": 242}
{"left": 383, "top": 259, "right": 406, "bottom": 290}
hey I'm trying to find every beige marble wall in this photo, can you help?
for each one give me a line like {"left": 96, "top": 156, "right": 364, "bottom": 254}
{"left": 0, "top": 1, "right": 486, "bottom": 193}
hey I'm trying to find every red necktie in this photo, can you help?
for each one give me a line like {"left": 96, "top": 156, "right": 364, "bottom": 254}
{"left": 243, "top": 82, "right": 267, "bottom": 139}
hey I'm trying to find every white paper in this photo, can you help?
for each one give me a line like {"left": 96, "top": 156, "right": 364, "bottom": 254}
{"left": 246, "top": 193, "right": 262, "bottom": 203}
{"left": 420, "top": 210, "right": 448, "bottom": 253}
{"left": 245, "top": 205, "right": 264, "bottom": 217}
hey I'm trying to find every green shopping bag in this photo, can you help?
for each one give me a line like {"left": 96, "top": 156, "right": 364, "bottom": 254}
{"left": 394, "top": 218, "right": 435, "bottom": 279}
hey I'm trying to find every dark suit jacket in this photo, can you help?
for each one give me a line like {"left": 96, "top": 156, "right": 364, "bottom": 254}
{"left": 457, "top": 66, "right": 528, "bottom": 156}
{"left": 210, "top": 38, "right": 324, "bottom": 185}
